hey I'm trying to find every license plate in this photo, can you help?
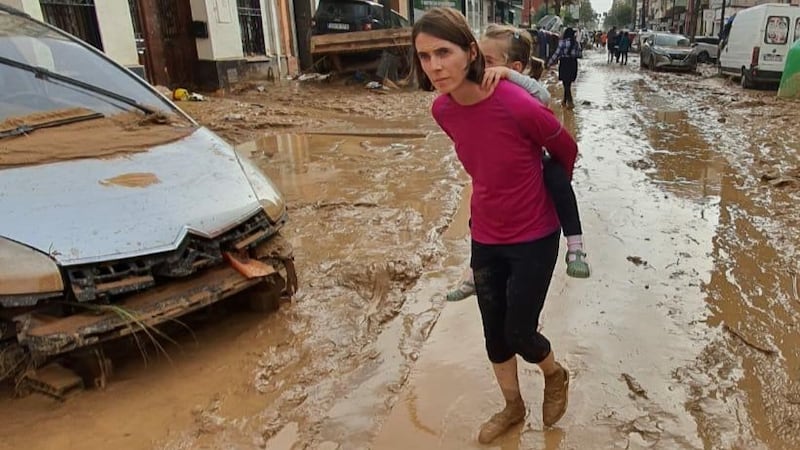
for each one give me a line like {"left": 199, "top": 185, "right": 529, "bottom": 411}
{"left": 764, "top": 53, "right": 783, "bottom": 62}
{"left": 327, "top": 22, "right": 349, "bottom": 30}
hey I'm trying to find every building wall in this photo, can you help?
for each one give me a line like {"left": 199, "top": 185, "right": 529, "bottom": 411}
{"left": 1, "top": 0, "right": 140, "bottom": 69}
{"left": 94, "top": 0, "right": 139, "bottom": 66}
{"left": 1, "top": 0, "right": 43, "bottom": 19}
{"left": 191, "top": 0, "right": 246, "bottom": 60}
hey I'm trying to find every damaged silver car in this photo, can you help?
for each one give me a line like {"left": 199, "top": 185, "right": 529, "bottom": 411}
{"left": 0, "top": 5, "right": 296, "bottom": 397}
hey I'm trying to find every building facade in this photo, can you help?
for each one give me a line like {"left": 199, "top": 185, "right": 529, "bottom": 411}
{"left": 1, "top": 0, "right": 300, "bottom": 90}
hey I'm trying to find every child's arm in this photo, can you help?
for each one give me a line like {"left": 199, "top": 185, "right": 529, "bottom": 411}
{"left": 506, "top": 70, "right": 551, "bottom": 106}
{"left": 482, "top": 67, "right": 551, "bottom": 105}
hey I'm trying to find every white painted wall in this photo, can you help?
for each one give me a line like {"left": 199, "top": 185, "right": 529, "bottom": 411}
{"left": 1, "top": 0, "right": 138, "bottom": 67}
{"left": 0, "top": 0, "right": 43, "bottom": 20}
{"left": 191, "top": 0, "right": 245, "bottom": 60}
{"left": 94, "top": 0, "right": 139, "bottom": 66}
{"left": 260, "top": 0, "right": 278, "bottom": 55}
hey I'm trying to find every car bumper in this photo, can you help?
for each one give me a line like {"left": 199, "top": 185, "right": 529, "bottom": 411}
{"left": 750, "top": 68, "right": 783, "bottom": 83}
{"left": 654, "top": 55, "right": 697, "bottom": 70}
{"left": 17, "top": 233, "right": 296, "bottom": 357}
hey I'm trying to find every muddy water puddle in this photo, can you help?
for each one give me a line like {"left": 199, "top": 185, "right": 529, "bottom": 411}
{"left": 0, "top": 104, "right": 464, "bottom": 450}
{"left": 633, "top": 63, "right": 800, "bottom": 449}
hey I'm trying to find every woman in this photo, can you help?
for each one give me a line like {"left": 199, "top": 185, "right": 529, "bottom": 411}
{"left": 412, "top": 7, "right": 575, "bottom": 444}
{"left": 446, "top": 23, "right": 590, "bottom": 302}
{"left": 547, "top": 27, "right": 582, "bottom": 109}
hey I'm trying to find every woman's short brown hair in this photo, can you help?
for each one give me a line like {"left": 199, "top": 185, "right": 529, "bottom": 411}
{"left": 411, "top": 7, "right": 485, "bottom": 91}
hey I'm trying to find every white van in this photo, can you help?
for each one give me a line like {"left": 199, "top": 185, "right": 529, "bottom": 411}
{"left": 719, "top": 3, "right": 800, "bottom": 88}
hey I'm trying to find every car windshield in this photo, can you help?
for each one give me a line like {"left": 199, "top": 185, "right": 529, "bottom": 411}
{"left": 317, "top": 0, "right": 371, "bottom": 18}
{"left": 0, "top": 11, "right": 175, "bottom": 122}
{"left": 655, "top": 34, "right": 691, "bottom": 47}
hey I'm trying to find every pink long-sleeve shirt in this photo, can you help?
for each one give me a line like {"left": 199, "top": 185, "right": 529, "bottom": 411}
{"left": 432, "top": 80, "right": 578, "bottom": 245}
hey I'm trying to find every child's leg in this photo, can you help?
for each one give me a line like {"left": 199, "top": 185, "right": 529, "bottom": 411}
{"left": 447, "top": 265, "right": 476, "bottom": 301}
{"left": 542, "top": 156, "right": 590, "bottom": 278}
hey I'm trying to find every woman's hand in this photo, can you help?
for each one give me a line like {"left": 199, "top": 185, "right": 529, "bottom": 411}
{"left": 482, "top": 66, "right": 513, "bottom": 91}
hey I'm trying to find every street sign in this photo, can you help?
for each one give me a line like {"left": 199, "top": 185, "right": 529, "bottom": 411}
{"left": 413, "top": 0, "right": 463, "bottom": 11}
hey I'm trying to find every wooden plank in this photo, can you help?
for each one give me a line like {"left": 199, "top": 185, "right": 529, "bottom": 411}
{"left": 312, "top": 28, "right": 411, "bottom": 46}
{"left": 303, "top": 129, "right": 428, "bottom": 139}
{"left": 311, "top": 28, "right": 412, "bottom": 54}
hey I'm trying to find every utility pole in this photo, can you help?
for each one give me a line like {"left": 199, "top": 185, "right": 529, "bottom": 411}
{"left": 719, "top": 0, "right": 726, "bottom": 38}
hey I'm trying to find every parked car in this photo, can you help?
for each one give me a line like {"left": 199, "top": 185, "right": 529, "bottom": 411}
{"left": 640, "top": 32, "right": 698, "bottom": 72}
{"left": 312, "top": 0, "right": 409, "bottom": 35}
{"left": 692, "top": 36, "right": 720, "bottom": 63}
{"left": 719, "top": 3, "right": 800, "bottom": 88}
{"left": 0, "top": 5, "right": 296, "bottom": 389}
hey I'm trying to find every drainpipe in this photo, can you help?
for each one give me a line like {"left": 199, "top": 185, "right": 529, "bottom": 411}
{"left": 268, "top": 0, "right": 283, "bottom": 77}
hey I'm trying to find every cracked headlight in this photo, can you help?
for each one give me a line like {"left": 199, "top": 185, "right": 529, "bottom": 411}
{"left": 236, "top": 151, "right": 287, "bottom": 224}
{"left": 0, "top": 237, "right": 63, "bottom": 304}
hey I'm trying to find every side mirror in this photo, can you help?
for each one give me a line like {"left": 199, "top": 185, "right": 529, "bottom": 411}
{"left": 691, "top": 43, "right": 698, "bottom": 47}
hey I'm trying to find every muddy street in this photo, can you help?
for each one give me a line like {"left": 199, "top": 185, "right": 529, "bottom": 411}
{"left": 2, "top": 50, "right": 800, "bottom": 450}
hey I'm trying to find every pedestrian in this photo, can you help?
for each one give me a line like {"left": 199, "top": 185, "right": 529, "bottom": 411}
{"left": 446, "top": 24, "right": 591, "bottom": 301}
{"left": 537, "top": 27, "right": 548, "bottom": 60}
{"left": 619, "top": 31, "right": 631, "bottom": 65}
{"left": 412, "top": 7, "right": 573, "bottom": 444}
{"left": 607, "top": 27, "right": 617, "bottom": 63}
{"left": 614, "top": 31, "right": 622, "bottom": 63}
{"left": 547, "top": 27, "right": 582, "bottom": 109}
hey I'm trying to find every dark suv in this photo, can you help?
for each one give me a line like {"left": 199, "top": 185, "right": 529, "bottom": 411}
{"left": 312, "top": 0, "right": 409, "bottom": 34}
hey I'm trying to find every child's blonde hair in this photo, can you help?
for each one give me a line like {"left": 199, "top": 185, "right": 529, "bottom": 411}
{"left": 482, "top": 24, "right": 533, "bottom": 72}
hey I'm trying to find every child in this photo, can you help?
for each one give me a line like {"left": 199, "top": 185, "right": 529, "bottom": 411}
{"left": 446, "top": 24, "right": 590, "bottom": 302}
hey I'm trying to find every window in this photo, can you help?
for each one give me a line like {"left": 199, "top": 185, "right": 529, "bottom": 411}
{"left": 795, "top": 17, "right": 800, "bottom": 43}
{"left": 237, "top": 0, "right": 267, "bottom": 56}
{"left": 765, "top": 15, "right": 789, "bottom": 44}
{"left": 39, "top": 0, "right": 103, "bottom": 50}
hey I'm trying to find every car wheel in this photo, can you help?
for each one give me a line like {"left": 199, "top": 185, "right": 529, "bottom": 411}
{"left": 247, "top": 276, "right": 286, "bottom": 312}
{"left": 698, "top": 51, "right": 710, "bottom": 63}
{"left": 740, "top": 68, "right": 753, "bottom": 89}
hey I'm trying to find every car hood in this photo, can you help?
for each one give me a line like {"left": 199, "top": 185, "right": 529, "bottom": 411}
{"left": 655, "top": 45, "right": 692, "bottom": 53}
{"left": 0, "top": 127, "right": 272, "bottom": 266}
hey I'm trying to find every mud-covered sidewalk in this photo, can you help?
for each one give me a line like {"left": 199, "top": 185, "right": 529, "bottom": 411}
{"left": 2, "top": 51, "right": 799, "bottom": 450}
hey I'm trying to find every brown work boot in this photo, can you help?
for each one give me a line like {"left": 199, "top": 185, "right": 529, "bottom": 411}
{"left": 542, "top": 363, "right": 570, "bottom": 427}
{"left": 477, "top": 398, "right": 526, "bottom": 444}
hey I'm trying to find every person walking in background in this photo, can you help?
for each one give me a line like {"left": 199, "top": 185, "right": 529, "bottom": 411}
{"left": 619, "top": 31, "right": 631, "bottom": 65}
{"left": 606, "top": 27, "right": 617, "bottom": 63}
{"left": 547, "top": 27, "right": 582, "bottom": 109}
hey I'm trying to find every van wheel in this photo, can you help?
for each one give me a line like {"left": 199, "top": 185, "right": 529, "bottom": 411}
{"left": 740, "top": 68, "right": 753, "bottom": 89}
{"left": 698, "top": 51, "right": 710, "bottom": 63}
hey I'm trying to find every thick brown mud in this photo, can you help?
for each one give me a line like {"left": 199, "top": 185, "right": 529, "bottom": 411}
{"left": 1, "top": 51, "right": 799, "bottom": 450}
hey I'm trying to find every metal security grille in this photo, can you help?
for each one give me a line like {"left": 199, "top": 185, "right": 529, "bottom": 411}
{"left": 237, "top": 0, "right": 267, "bottom": 56}
{"left": 39, "top": 0, "right": 103, "bottom": 50}
{"left": 127, "top": 0, "right": 145, "bottom": 55}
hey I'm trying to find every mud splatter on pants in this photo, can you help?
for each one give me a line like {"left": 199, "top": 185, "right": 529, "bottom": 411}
{"left": 471, "top": 231, "right": 559, "bottom": 364}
